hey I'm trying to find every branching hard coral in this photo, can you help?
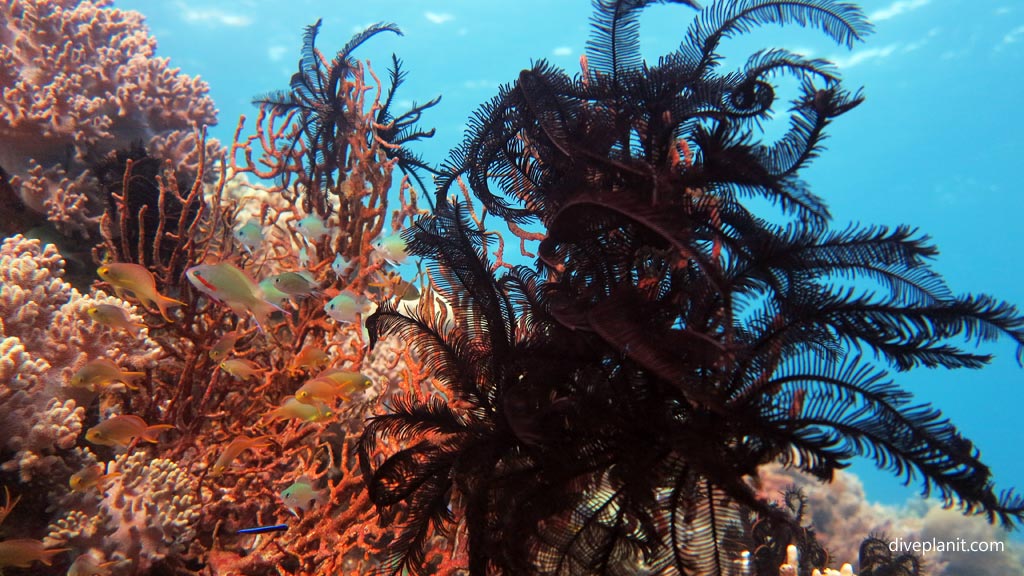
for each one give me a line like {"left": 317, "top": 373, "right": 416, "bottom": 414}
{"left": 359, "top": 1, "right": 1024, "bottom": 575}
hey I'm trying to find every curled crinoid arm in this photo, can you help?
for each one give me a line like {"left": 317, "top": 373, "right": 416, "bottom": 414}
{"left": 0, "top": 485, "right": 20, "bottom": 526}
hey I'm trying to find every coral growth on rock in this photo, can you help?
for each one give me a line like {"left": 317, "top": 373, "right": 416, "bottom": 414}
{"left": 0, "top": 0, "right": 221, "bottom": 237}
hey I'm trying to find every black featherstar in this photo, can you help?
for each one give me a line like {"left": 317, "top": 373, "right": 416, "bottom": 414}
{"left": 358, "top": 1, "right": 1024, "bottom": 575}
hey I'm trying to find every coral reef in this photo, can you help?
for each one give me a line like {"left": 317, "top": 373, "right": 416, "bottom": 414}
{"left": 0, "top": 0, "right": 221, "bottom": 237}
{"left": 0, "top": 0, "right": 1021, "bottom": 575}
{"left": 758, "top": 464, "right": 1024, "bottom": 576}
{"left": 45, "top": 451, "right": 199, "bottom": 574}
{"left": 0, "top": 235, "right": 161, "bottom": 485}
{"left": 357, "top": 1, "right": 1024, "bottom": 575}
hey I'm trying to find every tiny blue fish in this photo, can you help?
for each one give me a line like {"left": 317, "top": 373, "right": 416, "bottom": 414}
{"left": 237, "top": 524, "right": 288, "bottom": 534}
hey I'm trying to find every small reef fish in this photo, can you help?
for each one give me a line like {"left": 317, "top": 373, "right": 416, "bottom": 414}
{"left": 69, "top": 463, "right": 119, "bottom": 493}
{"left": 373, "top": 232, "right": 409, "bottom": 265}
{"left": 96, "top": 263, "right": 183, "bottom": 322}
{"left": 367, "top": 278, "right": 420, "bottom": 301}
{"left": 289, "top": 345, "right": 329, "bottom": 373}
{"left": 280, "top": 476, "right": 327, "bottom": 516}
{"left": 294, "top": 377, "right": 348, "bottom": 405}
{"left": 258, "top": 278, "right": 291, "bottom": 308}
{"left": 219, "top": 358, "right": 263, "bottom": 381}
{"left": 86, "top": 304, "right": 143, "bottom": 337}
{"left": 68, "top": 552, "right": 117, "bottom": 576}
{"left": 298, "top": 246, "right": 311, "bottom": 268}
{"left": 234, "top": 220, "right": 263, "bottom": 254}
{"left": 263, "top": 396, "right": 334, "bottom": 423}
{"left": 331, "top": 254, "right": 350, "bottom": 278}
{"left": 210, "top": 435, "right": 272, "bottom": 477}
{"left": 85, "top": 415, "right": 174, "bottom": 447}
{"left": 186, "top": 263, "right": 279, "bottom": 330}
{"left": 270, "top": 271, "right": 321, "bottom": 297}
{"left": 324, "top": 291, "right": 372, "bottom": 324}
{"left": 0, "top": 539, "right": 68, "bottom": 569}
{"left": 209, "top": 331, "right": 241, "bottom": 362}
{"left": 315, "top": 368, "right": 373, "bottom": 399}
{"left": 68, "top": 358, "right": 145, "bottom": 392}
{"left": 294, "top": 214, "right": 332, "bottom": 240}
{"left": 237, "top": 524, "right": 288, "bottom": 535}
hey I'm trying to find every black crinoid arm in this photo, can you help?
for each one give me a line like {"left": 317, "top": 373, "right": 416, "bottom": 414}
{"left": 358, "top": 1, "right": 1024, "bottom": 575}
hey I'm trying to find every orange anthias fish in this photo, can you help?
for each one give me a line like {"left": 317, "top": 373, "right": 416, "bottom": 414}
{"left": 209, "top": 331, "right": 242, "bottom": 362}
{"left": 69, "top": 463, "right": 120, "bottom": 493}
{"left": 85, "top": 415, "right": 174, "bottom": 447}
{"left": 86, "top": 304, "right": 143, "bottom": 337}
{"left": 210, "top": 435, "right": 272, "bottom": 477}
{"left": 220, "top": 358, "right": 263, "bottom": 380}
{"left": 0, "top": 539, "right": 68, "bottom": 568}
{"left": 289, "top": 345, "right": 329, "bottom": 373}
{"left": 316, "top": 368, "right": 373, "bottom": 400}
{"left": 96, "top": 263, "right": 183, "bottom": 322}
{"left": 294, "top": 377, "right": 347, "bottom": 405}
{"left": 263, "top": 396, "right": 333, "bottom": 423}
{"left": 68, "top": 358, "right": 145, "bottom": 392}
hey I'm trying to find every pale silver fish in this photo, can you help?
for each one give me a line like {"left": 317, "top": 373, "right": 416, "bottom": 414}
{"left": 234, "top": 220, "right": 263, "bottom": 254}
{"left": 324, "top": 291, "right": 372, "bottom": 323}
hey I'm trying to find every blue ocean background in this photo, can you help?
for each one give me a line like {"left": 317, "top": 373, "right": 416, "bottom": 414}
{"left": 116, "top": 0, "right": 1022, "bottom": 515}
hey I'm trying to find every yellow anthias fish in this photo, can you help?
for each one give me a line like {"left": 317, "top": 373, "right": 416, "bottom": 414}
{"left": 85, "top": 415, "right": 174, "bottom": 447}
{"left": 68, "top": 552, "right": 118, "bottom": 576}
{"left": 263, "top": 396, "right": 334, "bottom": 423}
{"left": 280, "top": 475, "right": 327, "bottom": 516}
{"left": 68, "top": 358, "right": 145, "bottom": 392}
{"left": 186, "top": 263, "right": 279, "bottom": 330}
{"left": 210, "top": 435, "right": 272, "bottom": 477}
{"left": 209, "top": 330, "right": 241, "bottom": 362}
{"left": 86, "top": 304, "right": 143, "bottom": 337}
{"left": 316, "top": 368, "right": 373, "bottom": 399}
{"left": 0, "top": 539, "right": 68, "bottom": 568}
{"left": 69, "top": 463, "right": 120, "bottom": 493}
{"left": 220, "top": 358, "right": 263, "bottom": 381}
{"left": 96, "top": 263, "right": 183, "bottom": 322}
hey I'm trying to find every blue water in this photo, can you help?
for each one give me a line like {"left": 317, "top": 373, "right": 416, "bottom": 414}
{"left": 117, "top": 0, "right": 1023, "bottom": 511}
